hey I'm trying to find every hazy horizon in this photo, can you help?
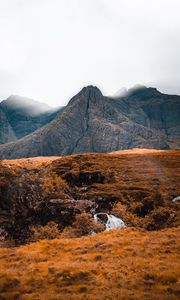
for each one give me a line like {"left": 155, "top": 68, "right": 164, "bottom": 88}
{"left": 0, "top": 0, "right": 180, "bottom": 106}
{"left": 1, "top": 83, "right": 180, "bottom": 108}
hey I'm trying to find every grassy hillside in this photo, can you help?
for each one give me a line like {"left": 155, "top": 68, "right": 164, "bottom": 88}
{"left": 0, "top": 227, "right": 179, "bottom": 300}
{"left": 0, "top": 149, "right": 180, "bottom": 244}
{"left": 0, "top": 149, "right": 179, "bottom": 299}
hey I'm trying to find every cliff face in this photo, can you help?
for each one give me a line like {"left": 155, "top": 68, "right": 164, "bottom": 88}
{"left": 0, "top": 95, "right": 61, "bottom": 144}
{"left": 0, "top": 86, "right": 179, "bottom": 159}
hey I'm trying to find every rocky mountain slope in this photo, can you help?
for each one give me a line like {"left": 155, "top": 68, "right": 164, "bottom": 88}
{"left": 0, "top": 85, "right": 179, "bottom": 159}
{"left": 0, "top": 95, "right": 61, "bottom": 144}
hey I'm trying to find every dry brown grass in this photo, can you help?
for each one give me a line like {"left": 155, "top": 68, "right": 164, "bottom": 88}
{"left": 28, "top": 221, "right": 61, "bottom": 242}
{"left": 1, "top": 149, "right": 180, "bottom": 244}
{"left": 0, "top": 227, "right": 179, "bottom": 300}
{"left": 51, "top": 149, "right": 180, "bottom": 229}
{"left": 110, "top": 148, "right": 167, "bottom": 155}
{"left": 0, "top": 150, "right": 179, "bottom": 298}
{"left": 60, "top": 213, "right": 104, "bottom": 238}
{"left": 52, "top": 149, "right": 180, "bottom": 198}
{"left": 2, "top": 156, "right": 61, "bottom": 172}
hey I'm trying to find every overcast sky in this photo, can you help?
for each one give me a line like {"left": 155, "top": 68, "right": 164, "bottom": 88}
{"left": 0, "top": 0, "right": 180, "bottom": 107}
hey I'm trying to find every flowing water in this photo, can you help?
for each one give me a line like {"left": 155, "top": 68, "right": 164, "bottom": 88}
{"left": 172, "top": 196, "right": 180, "bottom": 202}
{"left": 94, "top": 213, "right": 126, "bottom": 231}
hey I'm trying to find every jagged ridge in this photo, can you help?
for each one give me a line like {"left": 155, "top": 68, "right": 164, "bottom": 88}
{"left": 0, "top": 85, "right": 180, "bottom": 159}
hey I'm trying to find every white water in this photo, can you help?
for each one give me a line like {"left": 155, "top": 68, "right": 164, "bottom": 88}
{"left": 94, "top": 213, "right": 126, "bottom": 231}
{"left": 105, "top": 214, "right": 126, "bottom": 230}
{"left": 172, "top": 196, "right": 180, "bottom": 202}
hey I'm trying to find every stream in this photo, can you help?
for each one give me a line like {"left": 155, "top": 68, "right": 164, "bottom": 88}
{"left": 94, "top": 213, "right": 126, "bottom": 231}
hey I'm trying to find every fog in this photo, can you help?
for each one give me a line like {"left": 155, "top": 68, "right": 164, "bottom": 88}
{"left": 0, "top": 0, "right": 180, "bottom": 106}
{"left": 1, "top": 95, "right": 56, "bottom": 116}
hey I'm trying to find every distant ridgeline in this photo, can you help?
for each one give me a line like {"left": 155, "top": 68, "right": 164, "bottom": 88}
{"left": 0, "top": 85, "right": 180, "bottom": 159}
{"left": 0, "top": 95, "right": 61, "bottom": 144}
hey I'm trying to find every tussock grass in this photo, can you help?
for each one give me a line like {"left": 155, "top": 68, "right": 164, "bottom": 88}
{"left": 0, "top": 227, "right": 179, "bottom": 299}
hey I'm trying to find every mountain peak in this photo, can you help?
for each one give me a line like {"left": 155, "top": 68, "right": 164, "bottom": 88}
{"left": 1, "top": 95, "right": 53, "bottom": 116}
{"left": 111, "top": 85, "right": 161, "bottom": 99}
{"left": 81, "top": 85, "right": 102, "bottom": 95}
{"left": 126, "top": 85, "right": 160, "bottom": 97}
{"left": 68, "top": 85, "right": 103, "bottom": 106}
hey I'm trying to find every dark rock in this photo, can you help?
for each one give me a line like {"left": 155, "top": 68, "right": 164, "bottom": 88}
{"left": 0, "top": 85, "right": 179, "bottom": 159}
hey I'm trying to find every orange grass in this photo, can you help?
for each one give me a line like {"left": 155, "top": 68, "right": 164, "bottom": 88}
{"left": 0, "top": 149, "right": 179, "bottom": 299}
{"left": 1, "top": 149, "right": 180, "bottom": 242}
{"left": 0, "top": 227, "right": 179, "bottom": 300}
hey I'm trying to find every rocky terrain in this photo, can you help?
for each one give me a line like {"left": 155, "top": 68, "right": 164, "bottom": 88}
{"left": 0, "top": 85, "right": 179, "bottom": 159}
{"left": 0, "top": 149, "right": 180, "bottom": 299}
{"left": 0, "top": 149, "right": 179, "bottom": 244}
{"left": 0, "top": 95, "right": 61, "bottom": 144}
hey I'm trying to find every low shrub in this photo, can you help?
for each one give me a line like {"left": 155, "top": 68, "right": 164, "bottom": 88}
{"left": 129, "top": 191, "right": 164, "bottom": 218}
{"left": 144, "top": 207, "right": 175, "bottom": 230}
{"left": 43, "top": 172, "right": 68, "bottom": 193}
{"left": 29, "top": 221, "right": 60, "bottom": 242}
{"left": 112, "top": 202, "right": 141, "bottom": 227}
{"left": 112, "top": 191, "right": 174, "bottom": 230}
{"left": 60, "top": 213, "right": 104, "bottom": 238}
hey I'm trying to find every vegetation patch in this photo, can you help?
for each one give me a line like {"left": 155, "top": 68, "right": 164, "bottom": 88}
{"left": 0, "top": 150, "right": 179, "bottom": 245}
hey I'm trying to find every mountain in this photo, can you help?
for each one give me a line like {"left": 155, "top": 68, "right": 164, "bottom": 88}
{"left": 0, "top": 95, "right": 61, "bottom": 144}
{"left": 0, "top": 85, "right": 179, "bottom": 159}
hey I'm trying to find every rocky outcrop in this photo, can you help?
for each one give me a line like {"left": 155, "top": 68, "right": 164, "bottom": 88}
{"left": 0, "top": 85, "right": 179, "bottom": 159}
